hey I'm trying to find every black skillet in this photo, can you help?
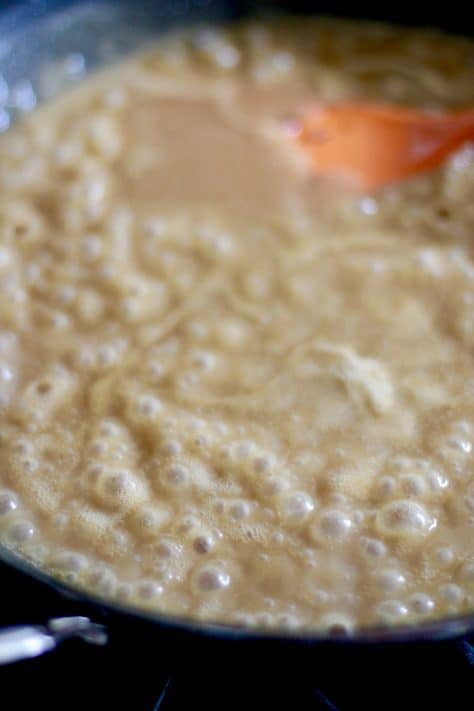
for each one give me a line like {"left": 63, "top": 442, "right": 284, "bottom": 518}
{"left": 0, "top": 0, "right": 473, "bottom": 667}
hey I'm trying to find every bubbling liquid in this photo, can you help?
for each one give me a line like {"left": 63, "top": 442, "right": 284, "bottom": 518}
{"left": 1, "top": 18, "right": 474, "bottom": 632}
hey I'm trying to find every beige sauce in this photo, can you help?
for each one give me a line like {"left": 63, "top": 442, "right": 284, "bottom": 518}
{"left": 1, "top": 19, "right": 474, "bottom": 632}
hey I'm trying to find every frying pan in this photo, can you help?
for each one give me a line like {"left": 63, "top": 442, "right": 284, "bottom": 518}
{"left": 1, "top": 0, "right": 473, "bottom": 665}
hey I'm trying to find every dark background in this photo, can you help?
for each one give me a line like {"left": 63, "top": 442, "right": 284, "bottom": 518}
{"left": 0, "top": 0, "right": 473, "bottom": 34}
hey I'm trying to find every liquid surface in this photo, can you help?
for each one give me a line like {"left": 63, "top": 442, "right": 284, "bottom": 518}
{"left": 1, "top": 19, "right": 474, "bottom": 633}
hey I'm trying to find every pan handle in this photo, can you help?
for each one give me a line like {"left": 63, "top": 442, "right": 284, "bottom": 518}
{"left": 0, "top": 616, "right": 107, "bottom": 665}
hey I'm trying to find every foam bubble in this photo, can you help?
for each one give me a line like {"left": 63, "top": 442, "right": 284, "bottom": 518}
{"left": 85, "top": 566, "right": 118, "bottom": 596}
{"left": 228, "top": 500, "right": 251, "bottom": 519}
{"left": 0, "top": 491, "right": 18, "bottom": 516}
{"left": 193, "top": 532, "right": 215, "bottom": 554}
{"left": 279, "top": 491, "right": 315, "bottom": 522}
{"left": 376, "top": 500, "right": 435, "bottom": 538}
{"left": 311, "top": 510, "right": 353, "bottom": 541}
{"left": 135, "top": 580, "right": 164, "bottom": 601}
{"left": 375, "top": 600, "right": 409, "bottom": 623}
{"left": 360, "top": 537, "right": 387, "bottom": 559}
{"left": 50, "top": 550, "right": 88, "bottom": 573}
{"left": 93, "top": 468, "right": 147, "bottom": 511}
{"left": 375, "top": 568, "right": 407, "bottom": 592}
{"left": 319, "top": 612, "right": 354, "bottom": 635}
{"left": 192, "top": 562, "right": 231, "bottom": 592}
{"left": 8, "top": 520, "right": 35, "bottom": 543}
{"left": 410, "top": 593, "right": 435, "bottom": 615}
{"left": 128, "top": 505, "right": 171, "bottom": 539}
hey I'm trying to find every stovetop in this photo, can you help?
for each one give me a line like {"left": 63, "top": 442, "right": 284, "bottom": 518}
{"left": 1, "top": 631, "right": 473, "bottom": 710}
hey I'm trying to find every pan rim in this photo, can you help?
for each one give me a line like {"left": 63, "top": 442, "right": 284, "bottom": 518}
{"left": 2, "top": 542, "right": 474, "bottom": 645}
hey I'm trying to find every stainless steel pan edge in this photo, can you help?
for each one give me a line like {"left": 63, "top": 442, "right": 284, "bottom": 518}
{"left": 2, "top": 541, "right": 474, "bottom": 657}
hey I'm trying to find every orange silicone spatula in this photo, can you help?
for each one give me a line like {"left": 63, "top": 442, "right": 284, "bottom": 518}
{"left": 291, "top": 102, "right": 474, "bottom": 190}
